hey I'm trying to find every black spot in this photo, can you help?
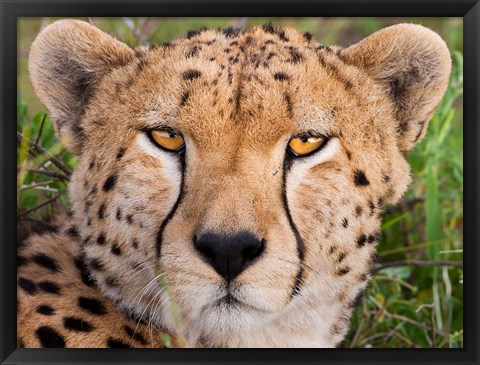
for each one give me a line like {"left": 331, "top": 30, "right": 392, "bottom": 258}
{"left": 105, "top": 276, "right": 119, "bottom": 287}
{"left": 274, "top": 72, "right": 289, "bottom": 81}
{"left": 63, "top": 316, "right": 94, "bottom": 332}
{"left": 262, "top": 23, "right": 275, "bottom": 34}
{"left": 84, "top": 200, "right": 92, "bottom": 213}
{"left": 31, "top": 253, "right": 60, "bottom": 272}
{"left": 78, "top": 297, "right": 107, "bottom": 315}
{"left": 337, "top": 267, "right": 351, "bottom": 276}
{"left": 355, "top": 205, "right": 362, "bottom": 217}
{"left": 335, "top": 340, "right": 346, "bottom": 348}
{"left": 329, "top": 245, "right": 338, "bottom": 255}
{"left": 278, "top": 30, "right": 289, "bottom": 42}
{"left": 36, "top": 326, "right": 66, "bottom": 348}
{"left": 356, "top": 233, "right": 367, "bottom": 247}
{"left": 88, "top": 258, "right": 105, "bottom": 272}
{"left": 86, "top": 218, "right": 92, "bottom": 227}
{"left": 82, "top": 235, "right": 91, "bottom": 245}
{"left": 98, "top": 203, "right": 106, "bottom": 219}
{"left": 341, "top": 218, "right": 348, "bottom": 228}
{"left": 107, "top": 338, "right": 131, "bottom": 348}
{"left": 337, "top": 252, "right": 346, "bottom": 263}
{"left": 96, "top": 233, "right": 106, "bottom": 245}
{"left": 186, "top": 45, "right": 199, "bottom": 58}
{"left": 267, "top": 52, "right": 276, "bottom": 61}
{"left": 132, "top": 240, "right": 139, "bottom": 249}
{"left": 111, "top": 243, "right": 121, "bottom": 256}
{"left": 116, "top": 148, "right": 126, "bottom": 160}
{"left": 66, "top": 225, "right": 79, "bottom": 237}
{"left": 17, "top": 255, "right": 28, "bottom": 268}
{"left": 368, "top": 231, "right": 381, "bottom": 244}
{"left": 383, "top": 174, "right": 391, "bottom": 183}
{"left": 353, "top": 170, "right": 370, "bottom": 186}
{"left": 116, "top": 208, "right": 122, "bottom": 221}
{"left": 88, "top": 160, "right": 95, "bottom": 170}
{"left": 284, "top": 93, "right": 293, "bottom": 117}
{"left": 229, "top": 55, "right": 239, "bottom": 65}
{"left": 75, "top": 257, "right": 96, "bottom": 287}
{"left": 126, "top": 214, "right": 134, "bottom": 224}
{"left": 346, "top": 150, "right": 352, "bottom": 160}
{"left": 36, "top": 305, "right": 55, "bottom": 316}
{"left": 182, "top": 69, "right": 202, "bottom": 81}
{"left": 38, "top": 281, "right": 61, "bottom": 295}
{"left": 180, "top": 91, "right": 190, "bottom": 106}
{"left": 18, "top": 277, "right": 37, "bottom": 295}
{"left": 287, "top": 47, "right": 303, "bottom": 64}
{"left": 124, "top": 325, "right": 147, "bottom": 345}
{"left": 186, "top": 28, "right": 204, "bottom": 39}
{"left": 162, "top": 41, "right": 172, "bottom": 48}
{"left": 369, "top": 200, "right": 375, "bottom": 216}
{"left": 102, "top": 175, "right": 117, "bottom": 192}
{"left": 303, "top": 31, "right": 313, "bottom": 41}
{"left": 222, "top": 26, "right": 240, "bottom": 38}
{"left": 31, "top": 222, "right": 59, "bottom": 236}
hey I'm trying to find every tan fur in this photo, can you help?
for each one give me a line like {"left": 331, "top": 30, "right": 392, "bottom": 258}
{"left": 19, "top": 20, "right": 451, "bottom": 348}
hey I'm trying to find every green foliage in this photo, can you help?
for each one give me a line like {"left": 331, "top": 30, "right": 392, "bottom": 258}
{"left": 17, "top": 17, "right": 463, "bottom": 348}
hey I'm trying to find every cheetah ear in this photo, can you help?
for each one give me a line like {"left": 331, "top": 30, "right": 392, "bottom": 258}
{"left": 340, "top": 24, "right": 451, "bottom": 151}
{"left": 29, "top": 19, "right": 135, "bottom": 154}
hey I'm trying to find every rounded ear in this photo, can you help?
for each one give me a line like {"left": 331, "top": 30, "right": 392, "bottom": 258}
{"left": 29, "top": 19, "right": 135, "bottom": 154}
{"left": 340, "top": 24, "right": 451, "bottom": 151}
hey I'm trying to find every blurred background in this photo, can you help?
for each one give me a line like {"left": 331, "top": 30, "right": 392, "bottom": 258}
{"left": 17, "top": 17, "right": 463, "bottom": 348}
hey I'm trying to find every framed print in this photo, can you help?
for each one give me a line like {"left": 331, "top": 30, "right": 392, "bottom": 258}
{"left": 1, "top": 0, "right": 478, "bottom": 364}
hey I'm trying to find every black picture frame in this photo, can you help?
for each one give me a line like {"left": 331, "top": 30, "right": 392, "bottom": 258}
{"left": 1, "top": 0, "right": 478, "bottom": 364}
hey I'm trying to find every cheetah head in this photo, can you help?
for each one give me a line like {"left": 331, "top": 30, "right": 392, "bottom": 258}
{"left": 29, "top": 20, "right": 450, "bottom": 347}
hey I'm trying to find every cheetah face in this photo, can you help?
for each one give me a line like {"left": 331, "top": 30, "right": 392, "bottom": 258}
{"left": 29, "top": 20, "right": 450, "bottom": 347}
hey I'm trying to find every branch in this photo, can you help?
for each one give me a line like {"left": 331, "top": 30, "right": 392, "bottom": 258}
{"left": 27, "top": 168, "right": 70, "bottom": 181}
{"left": 373, "top": 260, "right": 463, "bottom": 273}
{"left": 122, "top": 17, "right": 150, "bottom": 46}
{"left": 17, "top": 132, "right": 72, "bottom": 176}
{"left": 17, "top": 193, "right": 63, "bottom": 218}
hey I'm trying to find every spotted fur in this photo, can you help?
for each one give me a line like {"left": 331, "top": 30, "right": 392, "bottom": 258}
{"left": 19, "top": 20, "right": 451, "bottom": 348}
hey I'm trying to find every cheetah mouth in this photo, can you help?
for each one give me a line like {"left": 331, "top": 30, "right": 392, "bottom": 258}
{"left": 210, "top": 293, "right": 271, "bottom": 313}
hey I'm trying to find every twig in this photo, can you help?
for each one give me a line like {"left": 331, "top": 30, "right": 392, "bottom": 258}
{"left": 27, "top": 168, "right": 70, "bottom": 181}
{"left": 34, "top": 113, "right": 47, "bottom": 145}
{"left": 17, "top": 193, "right": 63, "bottom": 218}
{"left": 17, "top": 132, "right": 72, "bottom": 176}
{"left": 122, "top": 17, "right": 150, "bottom": 46}
{"left": 373, "top": 260, "right": 463, "bottom": 273}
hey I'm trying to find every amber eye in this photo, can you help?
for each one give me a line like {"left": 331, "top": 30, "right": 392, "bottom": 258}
{"left": 149, "top": 129, "right": 185, "bottom": 152}
{"left": 288, "top": 134, "right": 327, "bottom": 157}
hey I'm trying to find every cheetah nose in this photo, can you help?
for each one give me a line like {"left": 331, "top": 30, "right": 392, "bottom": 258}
{"left": 193, "top": 232, "right": 266, "bottom": 282}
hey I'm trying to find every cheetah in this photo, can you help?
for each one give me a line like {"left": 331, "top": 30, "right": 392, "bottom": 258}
{"left": 18, "top": 19, "right": 451, "bottom": 348}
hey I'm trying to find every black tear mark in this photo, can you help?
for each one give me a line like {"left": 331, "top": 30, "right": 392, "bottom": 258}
{"left": 36, "top": 326, "right": 66, "bottom": 348}
{"left": 31, "top": 253, "right": 60, "bottom": 272}
{"left": 180, "top": 91, "right": 190, "bottom": 106}
{"left": 107, "top": 338, "right": 131, "bottom": 348}
{"left": 182, "top": 69, "right": 202, "bottom": 81}
{"left": 156, "top": 153, "right": 186, "bottom": 258}
{"left": 78, "top": 297, "right": 107, "bottom": 315}
{"left": 18, "top": 277, "right": 37, "bottom": 295}
{"left": 353, "top": 170, "right": 370, "bottom": 186}
{"left": 281, "top": 157, "right": 306, "bottom": 299}
{"left": 63, "top": 316, "right": 94, "bottom": 332}
{"left": 38, "top": 281, "right": 61, "bottom": 294}
{"left": 36, "top": 304, "right": 55, "bottom": 316}
{"left": 274, "top": 72, "right": 289, "bottom": 81}
{"left": 356, "top": 233, "right": 367, "bottom": 247}
{"left": 102, "top": 175, "right": 117, "bottom": 192}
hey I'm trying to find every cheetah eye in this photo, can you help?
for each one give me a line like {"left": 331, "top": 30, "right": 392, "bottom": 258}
{"left": 288, "top": 134, "right": 328, "bottom": 157}
{"left": 149, "top": 129, "right": 185, "bottom": 152}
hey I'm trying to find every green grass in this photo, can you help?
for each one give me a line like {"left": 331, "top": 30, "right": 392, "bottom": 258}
{"left": 17, "top": 17, "right": 463, "bottom": 348}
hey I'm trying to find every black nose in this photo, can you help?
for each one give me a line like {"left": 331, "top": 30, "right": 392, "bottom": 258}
{"left": 194, "top": 232, "right": 265, "bottom": 282}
